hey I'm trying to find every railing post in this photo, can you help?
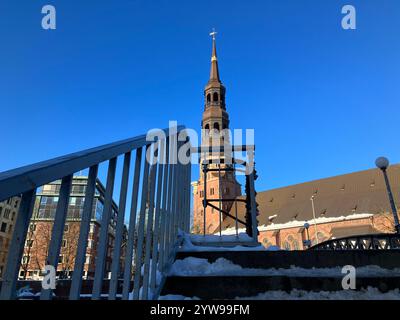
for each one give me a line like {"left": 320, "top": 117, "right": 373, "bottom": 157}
{"left": 158, "top": 138, "right": 170, "bottom": 272}
{"left": 109, "top": 152, "right": 131, "bottom": 300}
{"left": 246, "top": 148, "right": 258, "bottom": 242}
{"left": 141, "top": 154, "right": 158, "bottom": 299}
{"left": 202, "top": 162, "right": 207, "bottom": 235}
{"left": 131, "top": 144, "right": 151, "bottom": 300}
{"left": 69, "top": 165, "right": 98, "bottom": 300}
{"left": 91, "top": 157, "right": 117, "bottom": 300}
{"left": 183, "top": 161, "right": 191, "bottom": 233}
{"left": 170, "top": 139, "right": 182, "bottom": 250}
{"left": 149, "top": 139, "right": 165, "bottom": 298}
{"left": 164, "top": 139, "right": 175, "bottom": 263}
{"left": 0, "top": 190, "right": 36, "bottom": 300}
{"left": 41, "top": 175, "right": 73, "bottom": 300}
{"left": 122, "top": 148, "right": 143, "bottom": 300}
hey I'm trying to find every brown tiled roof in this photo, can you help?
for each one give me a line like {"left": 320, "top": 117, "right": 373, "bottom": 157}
{"left": 223, "top": 165, "right": 400, "bottom": 229}
{"left": 330, "top": 225, "right": 380, "bottom": 239}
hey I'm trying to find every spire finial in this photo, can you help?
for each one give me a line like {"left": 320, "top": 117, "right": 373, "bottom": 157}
{"left": 209, "top": 28, "right": 217, "bottom": 41}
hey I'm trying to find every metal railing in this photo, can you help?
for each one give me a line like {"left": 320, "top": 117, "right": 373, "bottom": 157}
{"left": 191, "top": 145, "right": 259, "bottom": 242}
{"left": 310, "top": 233, "right": 400, "bottom": 251}
{"left": 0, "top": 126, "right": 191, "bottom": 300}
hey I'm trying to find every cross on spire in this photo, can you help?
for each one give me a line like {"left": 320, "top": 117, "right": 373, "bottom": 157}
{"left": 209, "top": 28, "right": 217, "bottom": 40}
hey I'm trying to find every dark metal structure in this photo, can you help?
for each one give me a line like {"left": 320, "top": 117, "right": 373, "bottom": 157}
{"left": 193, "top": 145, "right": 259, "bottom": 240}
{"left": 310, "top": 233, "right": 400, "bottom": 250}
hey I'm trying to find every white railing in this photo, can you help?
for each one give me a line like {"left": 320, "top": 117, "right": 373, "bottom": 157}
{"left": 0, "top": 126, "right": 191, "bottom": 300}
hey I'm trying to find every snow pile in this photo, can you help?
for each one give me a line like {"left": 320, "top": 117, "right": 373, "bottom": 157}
{"left": 128, "top": 260, "right": 163, "bottom": 300}
{"left": 237, "top": 287, "right": 400, "bottom": 300}
{"left": 191, "top": 233, "right": 253, "bottom": 243}
{"left": 170, "top": 257, "right": 243, "bottom": 276}
{"left": 16, "top": 286, "right": 56, "bottom": 299}
{"left": 17, "top": 287, "right": 40, "bottom": 299}
{"left": 178, "top": 231, "right": 271, "bottom": 252}
{"left": 159, "top": 294, "right": 200, "bottom": 300}
{"left": 169, "top": 257, "right": 400, "bottom": 277}
{"left": 158, "top": 287, "right": 400, "bottom": 300}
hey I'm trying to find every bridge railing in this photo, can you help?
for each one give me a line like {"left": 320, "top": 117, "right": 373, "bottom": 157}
{"left": 309, "top": 233, "right": 400, "bottom": 251}
{"left": 0, "top": 125, "right": 191, "bottom": 300}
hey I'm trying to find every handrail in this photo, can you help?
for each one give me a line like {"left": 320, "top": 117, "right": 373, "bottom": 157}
{"left": 0, "top": 126, "right": 185, "bottom": 202}
{"left": 0, "top": 125, "right": 191, "bottom": 300}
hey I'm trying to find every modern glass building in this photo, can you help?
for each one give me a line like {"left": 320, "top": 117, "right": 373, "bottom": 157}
{"left": 19, "top": 176, "right": 126, "bottom": 280}
{"left": 34, "top": 176, "right": 118, "bottom": 228}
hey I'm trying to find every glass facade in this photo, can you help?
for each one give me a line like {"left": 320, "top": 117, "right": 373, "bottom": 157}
{"left": 33, "top": 177, "right": 118, "bottom": 229}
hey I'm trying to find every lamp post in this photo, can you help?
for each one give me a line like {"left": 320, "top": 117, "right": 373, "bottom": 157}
{"left": 303, "top": 222, "right": 311, "bottom": 248}
{"left": 375, "top": 157, "right": 400, "bottom": 234}
{"left": 310, "top": 195, "right": 319, "bottom": 244}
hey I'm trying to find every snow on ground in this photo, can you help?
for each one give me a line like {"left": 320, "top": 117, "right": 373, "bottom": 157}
{"left": 128, "top": 260, "right": 163, "bottom": 300}
{"left": 79, "top": 293, "right": 122, "bottom": 298}
{"left": 237, "top": 287, "right": 400, "bottom": 300}
{"left": 159, "top": 287, "right": 400, "bottom": 300}
{"left": 178, "top": 231, "right": 271, "bottom": 252}
{"left": 158, "top": 294, "right": 200, "bottom": 300}
{"left": 169, "top": 257, "right": 400, "bottom": 277}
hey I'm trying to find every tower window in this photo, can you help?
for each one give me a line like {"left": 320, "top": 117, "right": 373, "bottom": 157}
{"left": 206, "top": 93, "right": 211, "bottom": 104}
{"left": 213, "top": 92, "right": 219, "bottom": 102}
{"left": 213, "top": 122, "right": 220, "bottom": 131}
{"left": 204, "top": 124, "right": 210, "bottom": 130}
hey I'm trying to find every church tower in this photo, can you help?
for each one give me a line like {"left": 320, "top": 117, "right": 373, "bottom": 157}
{"left": 192, "top": 31, "right": 242, "bottom": 234}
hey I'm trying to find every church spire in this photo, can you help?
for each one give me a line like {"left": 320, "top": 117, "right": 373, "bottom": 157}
{"left": 209, "top": 29, "right": 220, "bottom": 82}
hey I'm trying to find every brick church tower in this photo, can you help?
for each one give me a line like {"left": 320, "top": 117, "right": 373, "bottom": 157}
{"left": 192, "top": 32, "right": 242, "bottom": 234}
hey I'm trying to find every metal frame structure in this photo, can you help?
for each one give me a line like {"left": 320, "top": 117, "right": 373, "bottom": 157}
{"left": 0, "top": 126, "right": 191, "bottom": 300}
{"left": 192, "top": 145, "right": 259, "bottom": 242}
{"left": 310, "top": 233, "right": 400, "bottom": 250}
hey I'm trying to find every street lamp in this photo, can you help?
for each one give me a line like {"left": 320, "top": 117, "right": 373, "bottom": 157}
{"left": 310, "top": 195, "right": 319, "bottom": 244}
{"left": 375, "top": 157, "right": 400, "bottom": 234}
{"left": 303, "top": 222, "right": 311, "bottom": 248}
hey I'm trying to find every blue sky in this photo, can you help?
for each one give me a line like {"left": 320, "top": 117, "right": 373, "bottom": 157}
{"left": 0, "top": 0, "right": 399, "bottom": 193}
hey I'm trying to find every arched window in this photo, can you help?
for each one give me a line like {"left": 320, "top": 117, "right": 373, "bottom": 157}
{"left": 213, "top": 122, "right": 220, "bottom": 131}
{"left": 213, "top": 92, "right": 219, "bottom": 102}
{"left": 204, "top": 124, "right": 210, "bottom": 130}
{"left": 206, "top": 93, "right": 211, "bottom": 104}
{"left": 283, "top": 241, "right": 291, "bottom": 251}
{"left": 292, "top": 240, "right": 300, "bottom": 250}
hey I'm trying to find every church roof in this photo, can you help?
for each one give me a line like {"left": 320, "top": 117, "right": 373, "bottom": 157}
{"left": 223, "top": 164, "right": 400, "bottom": 230}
